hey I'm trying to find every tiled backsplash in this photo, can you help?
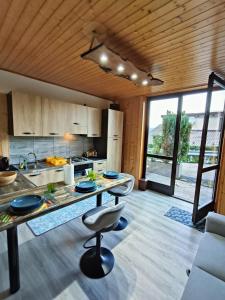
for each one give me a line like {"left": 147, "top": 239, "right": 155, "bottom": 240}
{"left": 9, "top": 135, "right": 93, "bottom": 164}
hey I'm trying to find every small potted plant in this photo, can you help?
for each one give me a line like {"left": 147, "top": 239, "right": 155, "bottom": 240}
{"left": 44, "top": 182, "right": 57, "bottom": 200}
{"left": 87, "top": 170, "right": 97, "bottom": 181}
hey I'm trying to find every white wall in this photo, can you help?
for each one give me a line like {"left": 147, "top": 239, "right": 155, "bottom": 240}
{"left": 0, "top": 70, "right": 112, "bottom": 109}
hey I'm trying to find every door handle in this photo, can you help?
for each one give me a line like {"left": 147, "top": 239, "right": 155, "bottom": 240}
{"left": 73, "top": 122, "right": 80, "bottom": 125}
{"left": 49, "top": 133, "right": 59, "bottom": 135}
{"left": 23, "top": 132, "right": 32, "bottom": 135}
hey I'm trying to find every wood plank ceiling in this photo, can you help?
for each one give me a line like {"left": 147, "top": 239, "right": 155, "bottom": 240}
{"left": 0, "top": 0, "right": 225, "bottom": 100}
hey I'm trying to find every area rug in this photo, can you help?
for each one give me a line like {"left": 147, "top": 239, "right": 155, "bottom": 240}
{"left": 27, "top": 192, "right": 113, "bottom": 236}
{"left": 164, "top": 206, "right": 205, "bottom": 232}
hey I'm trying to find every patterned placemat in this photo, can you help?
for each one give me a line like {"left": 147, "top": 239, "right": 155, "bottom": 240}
{"left": 27, "top": 192, "right": 113, "bottom": 236}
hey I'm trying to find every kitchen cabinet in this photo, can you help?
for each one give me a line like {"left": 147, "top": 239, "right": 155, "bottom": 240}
{"left": 23, "top": 168, "right": 64, "bottom": 186}
{"left": 108, "top": 109, "right": 123, "bottom": 138}
{"left": 87, "top": 107, "right": 101, "bottom": 137}
{"left": 107, "top": 137, "right": 122, "bottom": 172}
{"left": 93, "top": 159, "right": 106, "bottom": 173}
{"left": 66, "top": 103, "right": 87, "bottom": 134}
{"left": 8, "top": 91, "right": 42, "bottom": 136}
{"left": 42, "top": 98, "right": 66, "bottom": 136}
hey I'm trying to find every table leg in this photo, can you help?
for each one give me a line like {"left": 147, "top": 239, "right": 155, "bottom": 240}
{"left": 96, "top": 193, "right": 102, "bottom": 207}
{"left": 7, "top": 226, "right": 20, "bottom": 294}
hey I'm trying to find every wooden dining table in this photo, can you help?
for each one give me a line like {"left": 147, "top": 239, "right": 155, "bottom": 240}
{"left": 0, "top": 173, "right": 131, "bottom": 294}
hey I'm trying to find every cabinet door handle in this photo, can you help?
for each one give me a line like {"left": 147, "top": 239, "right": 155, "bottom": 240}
{"left": 113, "top": 135, "right": 118, "bottom": 137}
{"left": 73, "top": 122, "right": 79, "bottom": 125}
{"left": 29, "top": 173, "right": 41, "bottom": 177}
{"left": 49, "top": 132, "right": 59, "bottom": 135}
{"left": 55, "top": 169, "right": 63, "bottom": 172}
{"left": 92, "top": 133, "right": 97, "bottom": 136}
{"left": 113, "top": 139, "right": 118, "bottom": 141}
{"left": 98, "top": 170, "right": 103, "bottom": 172}
{"left": 97, "top": 163, "right": 103, "bottom": 165}
{"left": 23, "top": 132, "right": 32, "bottom": 135}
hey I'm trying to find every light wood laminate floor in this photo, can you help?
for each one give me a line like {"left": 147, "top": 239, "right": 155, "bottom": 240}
{"left": 0, "top": 190, "right": 202, "bottom": 300}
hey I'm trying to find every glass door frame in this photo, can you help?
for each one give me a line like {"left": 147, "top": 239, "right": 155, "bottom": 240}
{"left": 192, "top": 72, "right": 225, "bottom": 224}
{"left": 143, "top": 94, "right": 183, "bottom": 196}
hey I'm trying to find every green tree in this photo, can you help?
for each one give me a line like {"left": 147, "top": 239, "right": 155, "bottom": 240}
{"left": 178, "top": 113, "right": 192, "bottom": 162}
{"left": 152, "top": 111, "right": 192, "bottom": 162}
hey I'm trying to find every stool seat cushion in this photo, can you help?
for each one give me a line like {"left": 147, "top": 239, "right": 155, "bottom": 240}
{"left": 108, "top": 185, "right": 129, "bottom": 197}
{"left": 82, "top": 206, "right": 107, "bottom": 223}
{"left": 82, "top": 202, "right": 125, "bottom": 232}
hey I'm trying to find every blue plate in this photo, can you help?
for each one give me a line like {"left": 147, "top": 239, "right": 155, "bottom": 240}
{"left": 10, "top": 195, "right": 43, "bottom": 212}
{"left": 103, "top": 171, "right": 119, "bottom": 179}
{"left": 75, "top": 186, "right": 97, "bottom": 193}
{"left": 75, "top": 181, "right": 97, "bottom": 191}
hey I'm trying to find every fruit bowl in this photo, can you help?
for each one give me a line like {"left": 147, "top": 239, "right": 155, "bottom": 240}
{"left": 0, "top": 171, "right": 17, "bottom": 186}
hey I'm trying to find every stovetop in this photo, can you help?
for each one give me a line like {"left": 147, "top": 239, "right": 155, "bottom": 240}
{"left": 70, "top": 156, "right": 90, "bottom": 163}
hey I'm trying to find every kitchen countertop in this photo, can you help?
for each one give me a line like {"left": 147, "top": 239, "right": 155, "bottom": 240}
{"left": 0, "top": 174, "right": 131, "bottom": 231}
{"left": 0, "top": 158, "right": 107, "bottom": 200}
{"left": 0, "top": 173, "right": 35, "bottom": 200}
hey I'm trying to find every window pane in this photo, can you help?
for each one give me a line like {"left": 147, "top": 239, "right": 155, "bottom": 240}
{"left": 199, "top": 169, "right": 217, "bottom": 207}
{"left": 203, "top": 90, "right": 225, "bottom": 166}
{"left": 174, "top": 92, "right": 206, "bottom": 202}
{"left": 146, "top": 157, "right": 172, "bottom": 186}
{"left": 148, "top": 98, "right": 178, "bottom": 156}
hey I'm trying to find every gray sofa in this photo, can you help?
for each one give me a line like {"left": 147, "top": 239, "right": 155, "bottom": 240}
{"left": 181, "top": 212, "right": 225, "bottom": 300}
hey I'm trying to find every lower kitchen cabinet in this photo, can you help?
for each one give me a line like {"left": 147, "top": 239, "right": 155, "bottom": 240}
{"left": 23, "top": 168, "right": 64, "bottom": 186}
{"left": 107, "top": 137, "right": 122, "bottom": 172}
{"left": 93, "top": 160, "right": 106, "bottom": 174}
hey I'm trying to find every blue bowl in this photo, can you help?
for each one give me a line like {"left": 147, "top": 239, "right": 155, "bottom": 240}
{"left": 76, "top": 186, "right": 97, "bottom": 193}
{"left": 10, "top": 195, "right": 43, "bottom": 212}
{"left": 75, "top": 181, "right": 97, "bottom": 191}
{"left": 103, "top": 171, "right": 119, "bottom": 179}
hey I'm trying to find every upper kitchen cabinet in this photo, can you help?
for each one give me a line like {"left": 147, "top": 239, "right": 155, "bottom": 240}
{"left": 42, "top": 97, "right": 66, "bottom": 136}
{"left": 87, "top": 107, "right": 101, "bottom": 137}
{"left": 108, "top": 109, "right": 123, "bottom": 138}
{"left": 66, "top": 103, "right": 87, "bottom": 134}
{"left": 8, "top": 91, "right": 42, "bottom": 136}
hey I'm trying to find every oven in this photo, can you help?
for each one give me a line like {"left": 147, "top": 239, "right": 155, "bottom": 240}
{"left": 73, "top": 162, "right": 93, "bottom": 177}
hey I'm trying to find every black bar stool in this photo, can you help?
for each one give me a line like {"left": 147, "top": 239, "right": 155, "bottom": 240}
{"left": 80, "top": 201, "right": 125, "bottom": 279}
{"left": 108, "top": 174, "right": 135, "bottom": 231}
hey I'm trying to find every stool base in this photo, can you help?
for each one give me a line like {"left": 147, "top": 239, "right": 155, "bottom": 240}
{"left": 80, "top": 247, "right": 114, "bottom": 278}
{"left": 113, "top": 216, "right": 128, "bottom": 231}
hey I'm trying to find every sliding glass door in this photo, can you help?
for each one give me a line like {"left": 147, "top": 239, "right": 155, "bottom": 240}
{"left": 144, "top": 97, "right": 181, "bottom": 195}
{"left": 192, "top": 73, "right": 225, "bottom": 223}
{"left": 144, "top": 72, "right": 225, "bottom": 223}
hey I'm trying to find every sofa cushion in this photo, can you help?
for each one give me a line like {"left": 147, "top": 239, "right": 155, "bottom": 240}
{"left": 181, "top": 266, "right": 225, "bottom": 300}
{"left": 193, "top": 232, "right": 225, "bottom": 282}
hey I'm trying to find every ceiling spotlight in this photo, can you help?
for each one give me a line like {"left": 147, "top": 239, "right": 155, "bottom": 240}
{"left": 131, "top": 73, "right": 138, "bottom": 80}
{"left": 117, "top": 64, "right": 125, "bottom": 73}
{"left": 99, "top": 53, "right": 108, "bottom": 64}
{"left": 142, "top": 79, "right": 148, "bottom": 86}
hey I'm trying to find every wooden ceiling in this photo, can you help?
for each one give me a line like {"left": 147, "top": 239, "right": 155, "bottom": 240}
{"left": 0, "top": 0, "right": 225, "bottom": 100}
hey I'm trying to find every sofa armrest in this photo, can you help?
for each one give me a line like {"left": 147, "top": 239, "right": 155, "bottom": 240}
{"left": 206, "top": 212, "right": 225, "bottom": 238}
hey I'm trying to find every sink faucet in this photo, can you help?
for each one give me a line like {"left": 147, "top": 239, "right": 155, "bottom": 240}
{"left": 27, "top": 152, "right": 38, "bottom": 168}
{"left": 19, "top": 155, "right": 28, "bottom": 170}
